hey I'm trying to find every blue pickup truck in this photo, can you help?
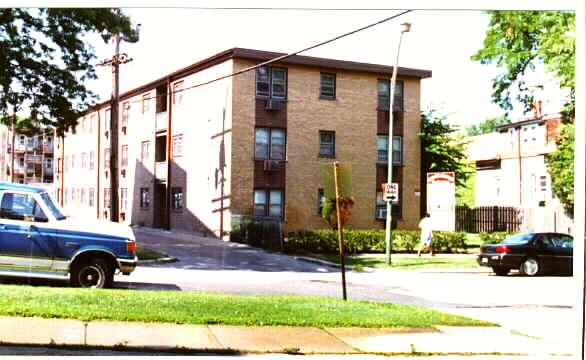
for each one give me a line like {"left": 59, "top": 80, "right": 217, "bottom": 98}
{"left": 0, "top": 182, "right": 137, "bottom": 288}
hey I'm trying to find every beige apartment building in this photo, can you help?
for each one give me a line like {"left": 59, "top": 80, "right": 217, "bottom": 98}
{"left": 56, "top": 48, "right": 431, "bottom": 237}
{"left": 0, "top": 126, "right": 55, "bottom": 185}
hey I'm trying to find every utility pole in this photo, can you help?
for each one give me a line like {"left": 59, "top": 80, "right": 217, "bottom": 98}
{"left": 97, "top": 19, "right": 139, "bottom": 222}
{"left": 385, "top": 23, "right": 411, "bottom": 266}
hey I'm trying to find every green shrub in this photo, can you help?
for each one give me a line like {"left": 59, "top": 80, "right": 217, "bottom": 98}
{"left": 284, "top": 229, "right": 468, "bottom": 254}
{"left": 477, "top": 232, "right": 511, "bottom": 245}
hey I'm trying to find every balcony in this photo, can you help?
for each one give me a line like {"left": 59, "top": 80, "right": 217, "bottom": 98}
{"left": 155, "top": 161, "right": 167, "bottom": 181}
{"left": 155, "top": 112, "right": 167, "bottom": 132}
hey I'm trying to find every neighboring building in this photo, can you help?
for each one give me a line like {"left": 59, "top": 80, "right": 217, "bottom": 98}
{"left": 0, "top": 126, "right": 55, "bottom": 185}
{"left": 56, "top": 48, "right": 431, "bottom": 237}
{"left": 466, "top": 107, "right": 572, "bottom": 234}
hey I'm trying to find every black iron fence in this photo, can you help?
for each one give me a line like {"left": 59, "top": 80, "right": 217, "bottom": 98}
{"left": 230, "top": 214, "right": 283, "bottom": 251}
{"left": 456, "top": 206, "right": 524, "bottom": 233}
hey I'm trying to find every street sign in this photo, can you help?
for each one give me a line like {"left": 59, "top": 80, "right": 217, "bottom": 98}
{"left": 382, "top": 183, "right": 399, "bottom": 202}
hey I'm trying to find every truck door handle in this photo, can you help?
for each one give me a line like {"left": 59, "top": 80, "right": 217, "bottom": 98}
{"left": 66, "top": 242, "right": 80, "bottom": 249}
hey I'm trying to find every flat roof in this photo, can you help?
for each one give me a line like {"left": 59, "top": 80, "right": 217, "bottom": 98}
{"left": 94, "top": 47, "right": 431, "bottom": 108}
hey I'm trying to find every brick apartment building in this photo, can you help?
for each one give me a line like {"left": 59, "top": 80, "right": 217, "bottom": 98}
{"left": 0, "top": 126, "right": 54, "bottom": 185}
{"left": 56, "top": 48, "right": 431, "bottom": 237}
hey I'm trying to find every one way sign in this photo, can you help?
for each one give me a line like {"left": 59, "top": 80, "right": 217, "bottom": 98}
{"left": 382, "top": 183, "right": 399, "bottom": 202}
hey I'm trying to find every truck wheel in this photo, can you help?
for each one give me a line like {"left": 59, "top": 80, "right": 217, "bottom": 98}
{"left": 71, "top": 258, "right": 114, "bottom": 288}
{"left": 519, "top": 258, "right": 540, "bottom": 276}
{"left": 492, "top": 266, "right": 510, "bottom": 276}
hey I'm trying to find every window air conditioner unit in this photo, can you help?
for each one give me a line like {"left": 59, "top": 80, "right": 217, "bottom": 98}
{"left": 104, "top": 170, "right": 109, "bottom": 178}
{"left": 265, "top": 99, "right": 281, "bottom": 111}
{"left": 376, "top": 207, "right": 386, "bottom": 220}
{"left": 263, "top": 159, "right": 282, "bottom": 172}
{"left": 120, "top": 212, "right": 126, "bottom": 221}
{"left": 122, "top": 126, "right": 127, "bottom": 135}
{"left": 121, "top": 169, "right": 126, "bottom": 178}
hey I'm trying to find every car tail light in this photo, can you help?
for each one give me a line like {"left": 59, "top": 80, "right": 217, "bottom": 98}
{"left": 496, "top": 245, "right": 509, "bottom": 254}
{"left": 127, "top": 240, "right": 137, "bottom": 253}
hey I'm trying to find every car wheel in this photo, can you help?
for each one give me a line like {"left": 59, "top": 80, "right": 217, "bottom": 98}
{"left": 71, "top": 258, "right": 114, "bottom": 289}
{"left": 519, "top": 258, "right": 540, "bottom": 276}
{"left": 492, "top": 266, "right": 510, "bottom": 276}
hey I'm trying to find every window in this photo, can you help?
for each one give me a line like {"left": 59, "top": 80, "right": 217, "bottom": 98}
{"left": 121, "top": 145, "right": 128, "bottom": 168}
{"left": 0, "top": 192, "right": 48, "bottom": 222}
{"left": 171, "top": 187, "right": 183, "bottom": 210}
{"left": 141, "top": 141, "right": 150, "bottom": 162}
{"left": 377, "top": 136, "right": 403, "bottom": 165}
{"left": 142, "top": 93, "right": 151, "bottom": 114}
{"left": 319, "top": 131, "right": 335, "bottom": 158}
{"left": 320, "top": 73, "right": 336, "bottom": 99}
{"left": 173, "top": 81, "right": 184, "bottom": 105}
{"left": 104, "top": 188, "right": 111, "bottom": 208}
{"left": 377, "top": 80, "right": 404, "bottom": 111}
{"left": 81, "top": 117, "right": 87, "bottom": 133}
{"left": 172, "top": 135, "right": 183, "bottom": 158}
{"left": 120, "top": 188, "right": 128, "bottom": 211}
{"left": 64, "top": 188, "right": 68, "bottom": 205}
{"left": 255, "top": 128, "right": 286, "bottom": 160}
{"left": 71, "top": 154, "right": 76, "bottom": 169}
{"left": 104, "top": 148, "right": 110, "bottom": 168}
{"left": 89, "top": 114, "right": 95, "bottom": 134}
{"left": 71, "top": 188, "right": 76, "bottom": 203}
{"left": 81, "top": 153, "right": 87, "bottom": 168}
{"left": 318, "top": 189, "right": 326, "bottom": 216}
{"left": 89, "top": 151, "right": 95, "bottom": 170}
{"left": 140, "top": 188, "right": 151, "bottom": 208}
{"left": 104, "top": 109, "right": 111, "bottom": 131}
{"left": 256, "top": 67, "right": 287, "bottom": 99}
{"left": 121, "top": 102, "right": 130, "bottom": 127}
{"left": 80, "top": 188, "right": 86, "bottom": 205}
{"left": 253, "top": 190, "right": 283, "bottom": 218}
{"left": 89, "top": 188, "right": 95, "bottom": 208}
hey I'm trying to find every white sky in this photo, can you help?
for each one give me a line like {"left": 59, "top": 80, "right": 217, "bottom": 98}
{"left": 16, "top": 0, "right": 579, "bottom": 128}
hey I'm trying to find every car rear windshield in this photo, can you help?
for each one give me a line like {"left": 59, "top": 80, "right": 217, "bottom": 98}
{"left": 502, "top": 233, "right": 534, "bottom": 245}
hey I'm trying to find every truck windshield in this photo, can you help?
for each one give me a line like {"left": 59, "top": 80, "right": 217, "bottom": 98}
{"left": 41, "top": 193, "right": 66, "bottom": 220}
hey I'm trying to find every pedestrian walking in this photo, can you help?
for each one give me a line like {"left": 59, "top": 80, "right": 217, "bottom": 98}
{"left": 418, "top": 213, "right": 434, "bottom": 256}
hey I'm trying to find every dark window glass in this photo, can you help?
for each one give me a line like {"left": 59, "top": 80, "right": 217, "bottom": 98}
{"left": 319, "top": 131, "right": 335, "bottom": 158}
{"left": 171, "top": 187, "right": 183, "bottom": 210}
{"left": 256, "top": 67, "right": 287, "bottom": 99}
{"left": 320, "top": 73, "right": 336, "bottom": 99}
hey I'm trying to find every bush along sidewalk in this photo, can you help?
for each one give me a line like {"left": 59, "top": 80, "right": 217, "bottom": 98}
{"left": 284, "top": 230, "right": 471, "bottom": 254}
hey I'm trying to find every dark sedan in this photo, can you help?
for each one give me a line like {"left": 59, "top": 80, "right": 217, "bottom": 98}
{"left": 477, "top": 232, "right": 573, "bottom": 276}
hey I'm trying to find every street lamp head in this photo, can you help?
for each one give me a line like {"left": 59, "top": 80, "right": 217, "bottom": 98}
{"left": 401, "top": 23, "right": 411, "bottom": 33}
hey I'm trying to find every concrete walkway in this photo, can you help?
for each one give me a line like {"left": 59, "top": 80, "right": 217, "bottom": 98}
{"left": 0, "top": 316, "right": 573, "bottom": 356}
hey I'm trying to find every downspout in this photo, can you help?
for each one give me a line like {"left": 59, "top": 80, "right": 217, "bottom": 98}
{"left": 517, "top": 126, "right": 522, "bottom": 206}
{"left": 60, "top": 133, "right": 65, "bottom": 207}
{"left": 166, "top": 78, "right": 173, "bottom": 231}
{"left": 96, "top": 109, "right": 102, "bottom": 220}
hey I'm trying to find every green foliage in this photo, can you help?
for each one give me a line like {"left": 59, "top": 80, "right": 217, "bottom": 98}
{"left": 419, "top": 109, "right": 474, "bottom": 188}
{"left": 0, "top": 8, "right": 137, "bottom": 135}
{"left": 284, "top": 230, "right": 469, "bottom": 254}
{"left": 456, "top": 171, "right": 476, "bottom": 206}
{"left": 546, "top": 124, "right": 574, "bottom": 217}
{"left": 471, "top": 11, "right": 575, "bottom": 114}
{"left": 465, "top": 115, "right": 511, "bottom": 136}
{"left": 477, "top": 232, "right": 512, "bottom": 245}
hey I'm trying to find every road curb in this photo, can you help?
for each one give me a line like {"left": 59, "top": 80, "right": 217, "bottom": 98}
{"left": 137, "top": 257, "right": 179, "bottom": 266}
{"left": 294, "top": 256, "right": 375, "bottom": 273}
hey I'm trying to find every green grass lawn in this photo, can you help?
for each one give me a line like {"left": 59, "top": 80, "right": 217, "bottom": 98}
{"left": 315, "top": 254, "right": 481, "bottom": 270}
{"left": 0, "top": 285, "right": 494, "bottom": 328}
{"left": 136, "top": 247, "right": 170, "bottom": 260}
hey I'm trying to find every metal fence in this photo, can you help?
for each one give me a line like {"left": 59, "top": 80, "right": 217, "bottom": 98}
{"left": 230, "top": 214, "right": 283, "bottom": 251}
{"left": 456, "top": 206, "right": 524, "bottom": 233}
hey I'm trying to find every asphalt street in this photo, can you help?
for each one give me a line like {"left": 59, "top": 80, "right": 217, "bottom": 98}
{"left": 117, "top": 227, "right": 577, "bottom": 348}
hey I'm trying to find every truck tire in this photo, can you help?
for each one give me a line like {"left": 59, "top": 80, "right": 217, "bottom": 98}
{"left": 71, "top": 258, "right": 114, "bottom": 288}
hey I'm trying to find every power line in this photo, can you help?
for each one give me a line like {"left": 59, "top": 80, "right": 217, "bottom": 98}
{"left": 95, "top": 10, "right": 412, "bottom": 110}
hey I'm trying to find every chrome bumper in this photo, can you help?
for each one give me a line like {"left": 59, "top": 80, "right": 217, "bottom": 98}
{"left": 117, "top": 256, "right": 138, "bottom": 274}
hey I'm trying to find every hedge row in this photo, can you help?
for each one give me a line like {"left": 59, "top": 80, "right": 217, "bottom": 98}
{"left": 284, "top": 230, "right": 469, "bottom": 254}
{"left": 477, "top": 232, "right": 511, "bottom": 245}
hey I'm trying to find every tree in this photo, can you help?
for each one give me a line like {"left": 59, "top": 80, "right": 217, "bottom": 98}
{"left": 419, "top": 109, "right": 474, "bottom": 189}
{"left": 472, "top": 11, "right": 575, "bottom": 215}
{"left": 471, "top": 11, "right": 575, "bottom": 116}
{"left": 546, "top": 124, "right": 574, "bottom": 217}
{"left": 0, "top": 8, "right": 137, "bottom": 135}
{"left": 465, "top": 115, "right": 511, "bottom": 136}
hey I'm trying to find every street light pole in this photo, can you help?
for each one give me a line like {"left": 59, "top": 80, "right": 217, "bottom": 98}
{"left": 385, "top": 22, "right": 411, "bottom": 266}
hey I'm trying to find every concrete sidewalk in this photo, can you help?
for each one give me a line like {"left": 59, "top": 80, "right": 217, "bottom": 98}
{"left": 0, "top": 316, "right": 573, "bottom": 356}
